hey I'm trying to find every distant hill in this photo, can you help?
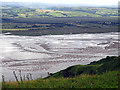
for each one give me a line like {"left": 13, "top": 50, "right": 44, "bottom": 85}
{"left": 1, "top": 2, "right": 118, "bottom": 18}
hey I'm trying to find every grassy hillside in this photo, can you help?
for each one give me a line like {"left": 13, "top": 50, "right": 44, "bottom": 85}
{"left": 2, "top": 71, "right": 119, "bottom": 88}
{"left": 2, "top": 56, "right": 120, "bottom": 88}
{"left": 2, "top": 6, "right": 118, "bottom": 18}
{"left": 49, "top": 56, "right": 120, "bottom": 78}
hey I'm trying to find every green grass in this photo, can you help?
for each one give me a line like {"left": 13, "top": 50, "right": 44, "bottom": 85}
{"left": 0, "top": 28, "right": 47, "bottom": 31}
{"left": 2, "top": 71, "right": 119, "bottom": 88}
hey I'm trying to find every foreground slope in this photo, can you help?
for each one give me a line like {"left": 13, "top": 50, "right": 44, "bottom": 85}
{"left": 2, "top": 56, "right": 120, "bottom": 88}
{"left": 2, "top": 71, "right": 119, "bottom": 88}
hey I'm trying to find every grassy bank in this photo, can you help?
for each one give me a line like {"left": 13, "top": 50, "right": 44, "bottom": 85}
{"left": 2, "top": 71, "right": 119, "bottom": 88}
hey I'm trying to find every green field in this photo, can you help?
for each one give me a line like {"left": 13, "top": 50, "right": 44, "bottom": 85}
{"left": 2, "top": 6, "right": 118, "bottom": 18}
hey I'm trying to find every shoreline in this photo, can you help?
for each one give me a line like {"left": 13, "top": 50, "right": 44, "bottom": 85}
{"left": 2, "top": 31, "right": 119, "bottom": 36}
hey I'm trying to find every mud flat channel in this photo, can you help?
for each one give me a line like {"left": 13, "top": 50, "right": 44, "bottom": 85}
{"left": 0, "top": 32, "right": 119, "bottom": 81}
